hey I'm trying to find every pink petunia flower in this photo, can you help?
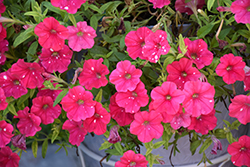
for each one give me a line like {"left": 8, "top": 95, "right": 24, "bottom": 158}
{"left": 211, "top": 135, "right": 222, "bottom": 155}
{"left": 125, "top": 27, "right": 153, "bottom": 60}
{"left": 130, "top": 111, "right": 163, "bottom": 143}
{"left": 60, "top": 86, "right": 96, "bottom": 121}
{"left": 229, "top": 95, "right": 250, "bottom": 125}
{"left": 0, "top": 39, "right": 8, "bottom": 65}
{"left": 0, "top": 69, "right": 28, "bottom": 99}
{"left": 115, "top": 150, "right": 148, "bottom": 167}
{"left": 34, "top": 17, "right": 68, "bottom": 51}
{"left": 151, "top": 81, "right": 185, "bottom": 115}
{"left": 0, "top": 0, "right": 6, "bottom": 16}
{"left": 109, "top": 60, "right": 142, "bottom": 92}
{"left": 10, "top": 59, "right": 45, "bottom": 89}
{"left": 0, "top": 146, "right": 20, "bottom": 167}
{"left": 84, "top": 102, "right": 111, "bottom": 135}
{"left": 167, "top": 58, "right": 201, "bottom": 90}
{"left": 188, "top": 109, "right": 217, "bottom": 135}
{"left": 78, "top": 58, "right": 109, "bottom": 90}
{"left": 0, "top": 23, "right": 6, "bottom": 41}
{"left": 115, "top": 82, "right": 149, "bottom": 114}
{"left": 0, "top": 87, "right": 8, "bottom": 111}
{"left": 170, "top": 106, "right": 191, "bottom": 130}
{"left": 175, "top": 0, "right": 205, "bottom": 15}
{"left": 182, "top": 80, "right": 215, "bottom": 117}
{"left": 182, "top": 38, "right": 213, "bottom": 69}
{"left": 143, "top": 30, "right": 171, "bottom": 63}
{"left": 39, "top": 44, "right": 73, "bottom": 73}
{"left": 51, "top": 0, "right": 87, "bottom": 14}
{"left": 0, "top": 120, "right": 14, "bottom": 148}
{"left": 109, "top": 93, "right": 135, "bottom": 126}
{"left": 67, "top": 21, "right": 97, "bottom": 51}
{"left": 231, "top": 0, "right": 250, "bottom": 24}
{"left": 14, "top": 107, "right": 42, "bottom": 137}
{"left": 108, "top": 126, "right": 121, "bottom": 144}
{"left": 148, "top": 0, "right": 170, "bottom": 9}
{"left": 227, "top": 135, "right": 250, "bottom": 166}
{"left": 62, "top": 119, "right": 87, "bottom": 146}
{"left": 37, "top": 81, "right": 62, "bottom": 101}
{"left": 243, "top": 66, "right": 250, "bottom": 91}
{"left": 216, "top": 53, "right": 245, "bottom": 84}
{"left": 31, "top": 96, "right": 61, "bottom": 125}
{"left": 11, "top": 134, "right": 27, "bottom": 150}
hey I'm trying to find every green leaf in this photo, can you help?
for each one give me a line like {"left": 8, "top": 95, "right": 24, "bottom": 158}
{"left": 32, "top": 140, "right": 38, "bottom": 158}
{"left": 68, "top": 14, "right": 77, "bottom": 27}
{"left": 90, "top": 15, "right": 98, "bottom": 31}
{"left": 53, "top": 89, "right": 68, "bottom": 107}
{"left": 163, "top": 55, "right": 175, "bottom": 70}
{"left": 190, "top": 140, "right": 201, "bottom": 155}
{"left": 103, "top": 59, "right": 109, "bottom": 69}
{"left": 8, "top": 103, "right": 17, "bottom": 116}
{"left": 226, "top": 132, "right": 235, "bottom": 144}
{"left": 42, "top": 139, "right": 48, "bottom": 158}
{"left": 95, "top": 89, "right": 103, "bottom": 102}
{"left": 17, "top": 91, "right": 30, "bottom": 107}
{"left": 197, "top": 23, "right": 214, "bottom": 38}
{"left": 99, "top": 140, "right": 113, "bottom": 150}
{"left": 207, "top": 0, "right": 216, "bottom": 11}
{"left": 88, "top": 4, "right": 102, "bottom": 14}
{"left": 153, "top": 141, "right": 165, "bottom": 149}
{"left": 147, "top": 153, "right": 154, "bottom": 167}
{"left": 114, "top": 142, "right": 123, "bottom": 155}
{"left": 105, "top": 148, "right": 122, "bottom": 156}
{"left": 42, "top": 1, "right": 65, "bottom": 15}
{"left": 51, "top": 128, "right": 60, "bottom": 143}
{"left": 223, "top": 120, "right": 231, "bottom": 127}
{"left": 27, "top": 41, "right": 38, "bottom": 55}
{"left": 29, "top": 88, "right": 36, "bottom": 98}
{"left": 146, "top": 148, "right": 152, "bottom": 156}
{"left": 13, "top": 28, "right": 34, "bottom": 47}
{"left": 231, "top": 120, "right": 241, "bottom": 130}
{"left": 106, "top": 1, "right": 122, "bottom": 14}
{"left": 178, "top": 34, "right": 187, "bottom": 55}
{"left": 199, "top": 138, "right": 212, "bottom": 154}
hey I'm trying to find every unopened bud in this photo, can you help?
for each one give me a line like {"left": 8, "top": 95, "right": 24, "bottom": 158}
{"left": 108, "top": 126, "right": 121, "bottom": 144}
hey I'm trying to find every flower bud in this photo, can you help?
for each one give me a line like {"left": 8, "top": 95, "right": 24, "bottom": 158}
{"left": 210, "top": 135, "right": 222, "bottom": 155}
{"left": 11, "top": 134, "right": 27, "bottom": 150}
{"left": 108, "top": 126, "right": 121, "bottom": 144}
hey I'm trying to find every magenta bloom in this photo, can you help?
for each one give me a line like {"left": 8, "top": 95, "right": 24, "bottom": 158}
{"left": 109, "top": 60, "right": 142, "bottom": 92}
{"left": 31, "top": 96, "right": 61, "bottom": 125}
{"left": 0, "top": 120, "right": 14, "bottom": 148}
{"left": 227, "top": 135, "right": 250, "bottom": 166}
{"left": 11, "top": 134, "right": 27, "bottom": 150}
{"left": 182, "top": 38, "right": 213, "bottom": 69}
{"left": 0, "top": 23, "right": 6, "bottom": 41}
{"left": 37, "top": 82, "right": 62, "bottom": 101}
{"left": 51, "top": 0, "right": 87, "bottom": 14}
{"left": 143, "top": 30, "right": 171, "bottom": 63}
{"left": 188, "top": 109, "right": 217, "bottom": 135}
{"left": 148, "top": 0, "right": 170, "bottom": 9}
{"left": 62, "top": 120, "right": 87, "bottom": 146}
{"left": 67, "top": 21, "right": 97, "bottom": 51}
{"left": 0, "top": 39, "right": 8, "bottom": 65}
{"left": 0, "top": 0, "right": 6, "bottom": 16}
{"left": 231, "top": 0, "right": 250, "bottom": 24}
{"left": 130, "top": 111, "right": 163, "bottom": 143}
{"left": 84, "top": 102, "right": 111, "bottom": 135}
{"left": 0, "top": 146, "right": 20, "bottom": 167}
{"left": 115, "top": 150, "right": 148, "bottom": 167}
{"left": 14, "top": 107, "right": 42, "bottom": 137}
{"left": 175, "top": 0, "right": 205, "bottom": 15}
{"left": 125, "top": 27, "right": 153, "bottom": 60}
{"left": 10, "top": 59, "right": 45, "bottom": 89}
{"left": 34, "top": 17, "right": 68, "bottom": 51}
{"left": 0, "top": 87, "right": 8, "bottom": 111}
{"left": 109, "top": 93, "right": 135, "bottom": 126}
{"left": 183, "top": 81, "right": 215, "bottom": 117}
{"left": 108, "top": 126, "right": 121, "bottom": 144}
{"left": 61, "top": 86, "right": 96, "bottom": 121}
{"left": 151, "top": 81, "right": 185, "bottom": 115}
{"left": 243, "top": 66, "right": 250, "bottom": 91}
{"left": 115, "top": 82, "right": 149, "bottom": 114}
{"left": 170, "top": 106, "right": 191, "bottom": 130}
{"left": 229, "top": 95, "right": 250, "bottom": 125}
{"left": 216, "top": 53, "right": 245, "bottom": 84}
{"left": 167, "top": 58, "right": 201, "bottom": 90}
{"left": 0, "top": 70, "right": 28, "bottom": 99}
{"left": 39, "top": 44, "right": 73, "bottom": 73}
{"left": 78, "top": 58, "right": 109, "bottom": 90}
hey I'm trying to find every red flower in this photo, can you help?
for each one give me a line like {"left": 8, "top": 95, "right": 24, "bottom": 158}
{"left": 39, "top": 44, "right": 73, "bottom": 73}
{"left": 167, "top": 58, "right": 201, "bottom": 90}
{"left": 67, "top": 21, "right": 96, "bottom": 51}
{"left": 115, "top": 82, "right": 149, "bottom": 114}
{"left": 229, "top": 95, "right": 250, "bottom": 125}
{"left": 11, "top": 134, "right": 26, "bottom": 150}
{"left": 62, "top": 120, "right": 87, "bottom": 146}
{"left": 244, "top": 66, "right": 250, "bottom": 91}
{"left": 231, "top": 0, "right": 250, "bottom": 24}
{"left": 109, "top": 60, "right": 142, "bottom": 92}
{"left": 78, "top": 58, "right": 109, "bottom": 90}
{"left": 188, "top": 109, "right": 217, "bottom": 135}
{"left": 60, "top": 86, "right": 96, "bottom": 121}
{"left": 34, "top": 17, "right": 68, "bottom": 51}
{"left": 0, "top": 0, "right": 6, "bottom": 16}
{"left": 0, "top": 87, "right": 8, "bottom": 111}
{"left": 151, "top": 81, "right": 185, "bottom": 115}
{"left": 109, "top": 93, "right": 135, "bottom": 126}
{"left": 216, "top": 53, "right": 245, "bottom": 84}
{"left": 10, "top": 59, "right": 45, "bottom": 89}
{"left": 108, "top": 126, "right": 121, "bottom": 144}
{"left": 0, "top": 23, "right": 6, "bottom": 41}
{"left": 84, "top": 102, "right": 111, "bottom": 135}
{"left": 0, "top": 70, "right": 28, "bottom": 99}
{"left": 143, "top": 30, "right": 171, "bottom": 63}
{"left": 0, "top": 120, "right": 14, "bottom": 148}
{"left": 37, "top": 82, "right": 62, "bottom": 101}
{"left": 31, "top": 96, "right": 61, "bottom": 125}
{"left": 51, "top": 0, "right": 87, "bottom": 14}
{"left": 175, "top": 0, "right": 205, "bottom": 15}
{"left": 183, "top": 81, "right": 215, "bottom": 117}
{"left": 14, "top": 107, "right": 42, "bottom": 137}
{"left": 130, "top": 111, "right": 163, "bottom": 143}
{"left": 115, "top": 150, "right": 148, "bottom": 167}
{"left": 182, "top": 38, "right": 213, "bottom": 69}
{"left": 125, "top": 27, "right": 153, "bottom": 60}
{"left": 170, "top": 106, "right": 191, "bottom": 130}
{"left": 148, "top": 0, "right": 170, "bottom": 9}
{"left": 227, "top": 135, "right": 250, "bottom": 166}
{"left": 0, "top": 146, "right": 20, "bottom": 167}
{"left": 0, "top": 39, "right": 8, "bottom": 65}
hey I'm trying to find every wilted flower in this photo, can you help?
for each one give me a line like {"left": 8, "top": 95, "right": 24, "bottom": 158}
{"left": 108, "top": 126, "right": 121, "bottom": 144}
